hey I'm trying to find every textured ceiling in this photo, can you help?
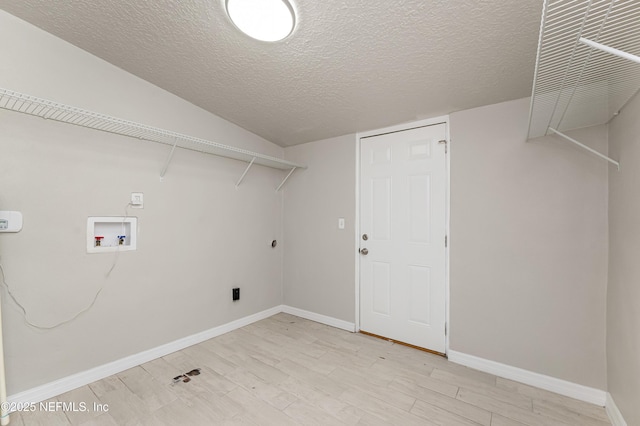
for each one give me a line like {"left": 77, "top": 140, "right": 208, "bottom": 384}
{"left": 0, "top": 0, "right": 544, "bottom": 146}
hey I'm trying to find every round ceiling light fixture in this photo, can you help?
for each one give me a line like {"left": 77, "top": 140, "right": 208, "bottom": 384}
{"left": 225, "top": 0, "right": 296, "bottom": 42}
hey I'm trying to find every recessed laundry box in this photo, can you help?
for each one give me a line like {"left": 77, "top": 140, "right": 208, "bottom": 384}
{"left": 87, "top": 217, "right": 137, "bottom": 253}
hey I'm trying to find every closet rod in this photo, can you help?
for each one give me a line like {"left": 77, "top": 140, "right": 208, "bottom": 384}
{"left": 549, "top": 128, "right": 620, "bottom": 170}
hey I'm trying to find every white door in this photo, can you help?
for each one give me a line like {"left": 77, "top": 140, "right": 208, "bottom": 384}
{"left": 359, "top": 123, "right": 447, "bottom": 353}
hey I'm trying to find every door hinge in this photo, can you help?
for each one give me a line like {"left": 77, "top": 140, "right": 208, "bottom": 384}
{"left": 438, "top": 139, "right": 448, "bottom": 154}
{"left": 445, "top": 235, "right": 448, "bottom": 247}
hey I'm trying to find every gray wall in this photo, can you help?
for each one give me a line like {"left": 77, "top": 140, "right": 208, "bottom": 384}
{"left": 0, "top": 11, "right": 285, "bottom": 394}
{"left": 1, "top": 7, "right": 617, "bottom": 401}
{"left": 282, "top": 97, "right": 608, "bottom": 392}
{"left": 450, "top": 98, "right": 608, "bottom": 390}
{"left": 283, "top": 135, "right": 356, "bottom": 323}
{"left": 607, "top": 92, "right": 640, "bottom": 425}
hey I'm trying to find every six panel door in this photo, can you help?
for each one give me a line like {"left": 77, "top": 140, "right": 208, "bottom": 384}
{"left": 359, "top": 123, "right": 447, "bottom": 353}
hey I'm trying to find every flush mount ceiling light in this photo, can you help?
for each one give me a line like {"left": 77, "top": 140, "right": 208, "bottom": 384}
{"left": 225, "top": 0, "right": 296, "bottom": 42}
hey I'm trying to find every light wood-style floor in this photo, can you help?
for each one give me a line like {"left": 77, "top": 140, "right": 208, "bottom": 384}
{"left": 13, "top": 313, "right": 610, "bottom": 425}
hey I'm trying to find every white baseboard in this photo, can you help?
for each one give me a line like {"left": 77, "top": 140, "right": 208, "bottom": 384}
{"left": 281, "top": 305, "right": 356, "bottom": 332}
{"left": 8, "top": 305, "right": 283, "bottom": 406}
{"left": 606, "top": 392, "right": 628, "bottom": 426}
{"left": 448, "top": 350, "right": 606, "bottom": 406}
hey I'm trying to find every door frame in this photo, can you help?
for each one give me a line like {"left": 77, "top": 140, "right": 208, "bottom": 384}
{"left": 354, "top": 115, "right": 451, "bottom": 355}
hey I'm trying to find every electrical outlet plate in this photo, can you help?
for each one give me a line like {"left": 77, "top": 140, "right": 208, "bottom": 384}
{"left": 131, "top": 192, "right": 144, "bottom": 209}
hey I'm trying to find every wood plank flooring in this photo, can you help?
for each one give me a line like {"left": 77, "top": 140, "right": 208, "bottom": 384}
{"left": 13, "top": 313, "right": 610, "bottom": 425}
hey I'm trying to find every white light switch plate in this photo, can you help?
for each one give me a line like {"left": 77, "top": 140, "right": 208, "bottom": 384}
{"left": 338, "top": 218, "right": 345, "bottom": 229}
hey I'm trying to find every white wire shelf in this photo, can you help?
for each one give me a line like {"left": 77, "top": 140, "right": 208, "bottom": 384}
{"left": 0, "top": 88, "right": 305, "bottom": 187}
{"left": 528, "top": 0, "right": 640, "bottom": 140}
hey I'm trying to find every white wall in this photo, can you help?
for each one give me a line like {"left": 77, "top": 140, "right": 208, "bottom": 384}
{"left": 450, "top": 98, "right": 608, "bottom": 390}
{"left": 0, "top": 11, "right": 285, "bottom": 394}
{"left": 283, "top": 135, "right": 356, "bottom": 323}
{"left": 607, "top": 91, "right": 640, "bottom": 425}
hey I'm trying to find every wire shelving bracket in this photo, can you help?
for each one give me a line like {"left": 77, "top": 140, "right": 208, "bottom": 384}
{"left": 549, "top": 128, "right": 619, "bottom": 169}
{"left": 236, "top": 157, "right": 256, "bottom": 188}
{"left": 0, "top": 88, "right": 306, "bottom": 190}
{"left": 527, "top": 0, "right": 640, "bottom": 169}
{"left": 160, "top": 137, "right": 179, "bottom": 180}
{"left": 276, "top": 167, "right": 298, "bottom": 192}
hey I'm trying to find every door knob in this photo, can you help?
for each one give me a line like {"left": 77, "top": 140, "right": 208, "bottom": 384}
{"left": 360, "top": 248, "right": 369, "bottom": 255}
